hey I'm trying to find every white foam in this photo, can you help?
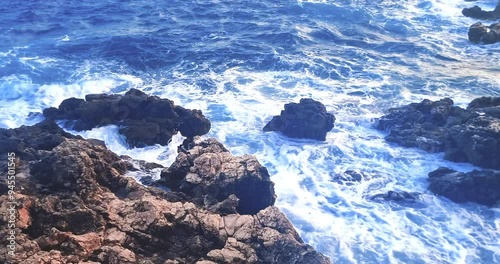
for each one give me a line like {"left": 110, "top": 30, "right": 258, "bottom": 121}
{"left": 63, "top": 125, "right": 183, "bottom": 168}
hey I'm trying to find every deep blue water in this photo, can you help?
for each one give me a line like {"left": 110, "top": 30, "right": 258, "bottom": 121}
{"left": 1, "top": 0, "right": 499, "bottom": 263}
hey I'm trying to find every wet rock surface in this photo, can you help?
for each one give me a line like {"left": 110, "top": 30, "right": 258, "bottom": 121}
{"left": 377, "top": 97, "right": 500, "bottom": 169}
{"left": 263, "top": 98, "right": 335, "bottom": 141}
{"left": 160, "top": 137, "right": 277, "bottom": 215}
{"left": 0, "top": 121, "right": 330, "bottom": 264}
{"left": 428, "top": 167, "right": 500, "bottom": 206}
{"left": 468, "top": 22, "right": 500, "bottom": 44}
{"left": 370, "top": 191, "right": 421, "bottom": 203}
{"left": 462, "top": 5, "right": 500, "bottom": 20}
{"left": 43, "top": 88, "right": 211, "bottom": 147}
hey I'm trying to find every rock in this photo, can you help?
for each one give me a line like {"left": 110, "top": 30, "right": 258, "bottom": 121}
{"left": 370, "top": 191, "right": 421, "bottom": 203}
{"left": 428, "top": 167, "right": 500, "bottom": 206}
{"left": 0, "top": 121, "right": 330, "bottom": 263}
{"left": 446, "top": 116, "right": 500, "bottom": 168}
{"left": 377, "top": 97, "right": 500, "bottom": 169}
{"left": 263, "top": 98, "right": 335, "bottom": 141}
{"left": 160, "top": 137, "right": 277, "bottom": 215}
{"left": 331, "top": 170, "right": 369, "bottom": 185}
{"left": 462, "top": 5, "right": 500, "bottom": 19}
{"left": 43, "top": 88, "right": 211, "bottom": 147}
{"left": 0, "top": 119, "right": 77, "bottom": 159}
{"left": 468, "top": 22, "right": 500, "bottom": 44}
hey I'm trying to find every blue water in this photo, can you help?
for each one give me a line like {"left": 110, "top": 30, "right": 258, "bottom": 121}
{"left": 1, "top": 0, "right": 499, "bottom": 263}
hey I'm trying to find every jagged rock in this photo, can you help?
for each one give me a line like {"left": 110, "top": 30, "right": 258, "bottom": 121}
{"left": 370, "top": 191, "right": 421, "bottom": 203}
{"left": 462, "top": 5, "right": 500, "bottom": 19}
{"left": 428, "top": 167, "right": 500, "bottom": 206}
{"left": 377, "top": 97, "right": 500, "bottom": 169}
{"left": 468, "top": 22, "right": 500, "bottom": 44}
{"left": 43, "top": 88, "right": 211, "bottom": 147}
{"left": 263, "top": 98, "right": 335, "bottom": 141}
{"left": 331, "top": 170, "right": 370, "bottom": 185}
{"left": 160, "top": 137, "right": 277, "bottom": 215}
{"left": 0, "top": 122, "right": 329, "bottom": 264}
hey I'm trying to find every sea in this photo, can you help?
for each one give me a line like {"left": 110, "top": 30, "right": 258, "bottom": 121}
{"left": 0, "top": 0, "right": 499, "bottom": 263}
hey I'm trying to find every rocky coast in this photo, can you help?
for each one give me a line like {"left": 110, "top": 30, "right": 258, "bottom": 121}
{"left": 377, "top": 96, "right": 500, "bottom": 206}
{"left": 0, "top": 90, "right": 331, "bottom": 264}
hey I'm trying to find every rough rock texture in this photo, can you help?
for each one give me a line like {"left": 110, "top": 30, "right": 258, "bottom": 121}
{"left": 43, "top": 88, "right": 211, "bottom": 147}
{"left": 331, "top": 170, "right": 370, "bottom": 186}
{"left": 462, "top": 4, "right": 500, "bottom": 20}
{"left": 370, "top": 191, "right": 421, "bottom": 203}
{"left": 160, "top": 137, "right": 276, "bottom": 215}
{"left": 263, "top": 98, "right": 335, "bottom": 141}
{"left": 428, "top": 167, "right": 500, "bottom": 206}
{"left": 0, "top": 121, "right": 330, "bottom": 264}
{"left": 468, "top": 22, "right": 500, "bottom": 44}
{"left": 377, "top": 97, "right": 500, "bottom": 169}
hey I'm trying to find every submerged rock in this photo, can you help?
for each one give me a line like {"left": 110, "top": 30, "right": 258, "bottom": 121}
{"left": 160, "top": 137, "right": 276, "bottom": 215}
{"left": 377, "top": 97, "right": 500, "bottom": 169}
{"left": 468, "top": 22, "right": 500, "bottom": 44}
{"left": 263, "top": 98, "right": 335, "bottom": 141}
{"left": 428, "top": 167, "right": 500, "bottom": 206}
{"left": 370, "top": 191, "right": 421, "bottom": 203}
{"left": 0, "top": 122, "right": 330, "bottom": 264}
{"left": 331, "top": 170, "right": 370, "bottom": 185}
{"left": 43, "top": 88, "right": 211, "bottom": 147}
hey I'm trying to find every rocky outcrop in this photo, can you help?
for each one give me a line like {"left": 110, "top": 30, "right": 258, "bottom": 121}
{"left": 0, "top": 121, "right": 330, "bottom": 264}
{"left": 462, "top": 6, "right": 500, "bottom": 20}
{"left": 428, "top": 167, "right": 500, "bottom": 206}
{"left": 370, "top": 191, "right": 421, "bottom": 203}
{"left": 263, "top": 98, "right": 335, "bottom": 141}
{"left": 468, "top": 22, "right": 500, "bottom": 44}
{"left": 377, "top": 97, "right": 500, "bottom": 169}
{"left": 43, "top": 89, "right": 211, "bottom": 147}
{"left": 159, "top": 137, "right": 276, "bottom": 215}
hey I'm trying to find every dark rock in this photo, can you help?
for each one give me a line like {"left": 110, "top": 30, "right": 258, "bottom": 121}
{"left": 462, "top": 6, "right": 499, "bottom": 19}
{"left": 43, "top": 88, "right": 211, "bottom": 148}
{"left": 0, "top": 122, "right": 330, "bottom": 264}
{"left": 428, "top": 167, "right": 500, "bottom": 206}
{"left": 263, "top": 98, "right": 335, "bottom": 141}
{"left": 139, "top": 176, "right": 154, "bottom": 185}
{"left": 370, "top": 191, "right": 421, "bottom": 203}
{"left": 0, "top": 120, "right": 77, "bottom": 158}
{"left": 332, "top": 170, "right": 369, "bottom": 185}
{"left": 160, "top": 137, "right": 276, "bottom": 215}
{"left": 377, "top": 97, "right": 500, "bottom": 169}
{"left": 446, "top": 116, "right": 500, "bottom": 169}
{"left": 468, "top": 22, "right": 500, "bottom": 44}
{"left": 377, "top": 98, "right": 463, "bottom": 153}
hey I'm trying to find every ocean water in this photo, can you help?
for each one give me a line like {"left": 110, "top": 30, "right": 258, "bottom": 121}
{"left": 1, "top": 0, "right": 499, "bottom": 263}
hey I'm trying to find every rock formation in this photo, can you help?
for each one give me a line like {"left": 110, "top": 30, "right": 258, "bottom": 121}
{"left": 263, "top": 98, "right": 335, "bottom": 141}
{"left": 43, "top": 89, "right": 211, "bottom": 148}
{"left": 462, "top": 1, "right": 500, "bottom": 20}
{"left": 159, "top": 137, "right": 276, "bottom": 215}
{"left": 428, "top": 167, "right": 500, "bottom": 206}
{"left": 377, "top": 97, "right": 500, "bottom": 169}
{"left": 468, "top": 22, "right": 500, "bottom": 44}
{"left": 0, "top": 120, "right": 330, "bottom": 264}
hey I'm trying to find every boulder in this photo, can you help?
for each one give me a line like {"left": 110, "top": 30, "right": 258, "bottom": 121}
{"left": 377, "top": 97, "right": 500, "bottom": 169}
{"left": 468, "top": 22, "right": 500, "bottom": 44}
{"left": 0, "top": 122, "right": 329, "bottom": 263}
{"left": 462, "top": 5, "right": 500, "bottom": 20}
{"left": 160, "top": 137, "right": 277, "bottom": 215}
{"left": 263, "top": 98, "right": 335, "bottom": 141}
{"left": 370, "top": 191, "right": 421, "bottom": 203}
{"left": 43, "top": 89, "right": 211, "bottom": 147}
{"left": 428, "top": 167, "right": 500, "bottom": 206}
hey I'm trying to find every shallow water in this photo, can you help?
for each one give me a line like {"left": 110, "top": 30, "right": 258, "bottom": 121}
{"left": 1, "top": 0, "right": 499, "bottom": 263}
